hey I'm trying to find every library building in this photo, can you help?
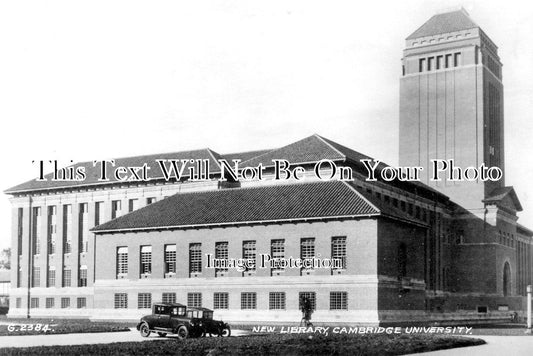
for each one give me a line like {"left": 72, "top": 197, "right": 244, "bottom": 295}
{"left": 5, "top": 9, "right": 532, "bottom": 323}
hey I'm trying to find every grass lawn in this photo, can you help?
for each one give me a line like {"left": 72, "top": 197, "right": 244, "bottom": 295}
{"left": 0, "top": 333, "right": 485, "bottom": 355}
{"left": 0, "top": 318, "right": 132, "bottom": 336}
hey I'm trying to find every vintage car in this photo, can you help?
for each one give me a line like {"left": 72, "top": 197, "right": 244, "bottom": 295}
{"left": 136, "top": 303, "right": 200, "bottom": 339}
{"left": 136, "top": 303, "right": 230, "bottom": 339}
{"left": 186, "top": 307, "right": 231, "bottom": 337}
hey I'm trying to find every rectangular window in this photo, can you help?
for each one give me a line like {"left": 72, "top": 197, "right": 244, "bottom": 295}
{"left": 445, "top": 54, "right": 452, "bottom": 68}
{"left": 32, "top": 207, "right": 41, "bottom": 255}
{"left": 215, "top": 242, "right": 228, "bottom": 276}
{"left": 427, "top": 57, "right": 434, "bottom": 71}
{"left": 271, "top": 239, "right": 285, "bottom": 272}
{"left": 32, "top": 267, "right": 40, "bottom": 287}
{"left": 94, "top": 201, "right": 103, "bottom": 226}
{"left": 140, "top": 245, "right": 152, "bottom": 275}
{"left": 214, "top": 292, "right": 229, "bottom": 309}
{"left": 79, "top": 266, "right": 87, "bottom": 287}
{"left": 17, "top": 208, "right": 23, "bottom": 256}
{"left": 242, "top": 241, "right": 256, "bottom": 272}
{"left": 128, "top": 199, "right": 138, "bottom": 212}
{"left": 47, "top": 206, "right": 57, "bottom": 254}
{"left": 299, "top": 292, "right": 316, "bottom": 311}
{"left": 454, "top": 52, "right": 461, "bottom": 67}
{"left": 46, "top": 298, "right": 54, "bottom": 309}
{"left": 241, "top": 292, "right": 257, "bottom": 309}
{"left": 330, "top": 291, "right": 348, "bottom": 310}
{"left": 16, "top": 298, "right": 21, "bottom": 309}
{"left": 114, "top": 293, "right": 128, "bottom": 309}
{"left": 300, "top": 238, "right": 315, "bottom": 269}
{"left": 165, "top": 245, "right": 176, "bottom": 274}
{"left": 436, "top": 55, "right": 443, "bottom": 70}
{"left": 47, "top": 267, "right": 56, "bottom": 287}
{"left": 189, "top": 243, "right": 202, "bottom": 274}
{"left": 61, "top": 297, "right": 70, "bottom": 308}
{"left": 138, "top": 293, "right": 152, "bottom": 309}
{"left": 63, "top": 205, "right": 72, "bottom": 254}
{"left": 146, "top": 197, "right": 156, "bottom": 205}
{"left": 117, "top": 246, "right": 128, "bottom": 277}
{"left": 77, "top": 297, "right": 87, "bottom": 309}
{"left": 79, "top": 203, "right": 89, "bottom": 253}
{"left": 269, "top": 292, "right": 286, "bottom": 310}
{"left": 162, "top": 293, "right": 176, "bottom": 304}
{"left": 419, "top": 58, "right": 426, "bottom": 72}
{"left": 30, "top": 298, "right": 39, "bottom": 309}
{"left": 62, "top": 268, "right": 71, "bottom": 287}
{"left": 331, "top": 236, "right": 347, "bottom": 270}
{"left": 187, "top": 293, "right": 202, "bottom": 308}
{"left": 111, "top": 200, "right": 121, "bottom": 219}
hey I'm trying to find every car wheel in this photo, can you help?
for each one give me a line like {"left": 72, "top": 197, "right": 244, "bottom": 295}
{"left": 139, "top": 322, "right": 151, "bottom": 337}
{"left": 221, "top": 326, "right": 231, "bottom": 337}
{"left": 157, "top": 332, "right": 167, "bottom": 337}
{"left": 176, "top": 325, "right": 189, "bottom": 340}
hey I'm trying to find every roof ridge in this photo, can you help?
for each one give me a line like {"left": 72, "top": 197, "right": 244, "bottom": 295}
{"left": 240, "top": 147, "right": 277, "bottom": 164}
{"left": 341, "top": 181, "right": 380, "bottom": 213}
{"left": 206, "top": 148, "right": 222, "bottom": 162}
{"left": 313, "top": 134, "right": 347, "bottom": 160}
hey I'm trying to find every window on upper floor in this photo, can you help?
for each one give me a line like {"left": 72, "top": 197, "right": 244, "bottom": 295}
{"left": 189, "top": 243, "right": 202, "bottom": 275}
{"left": 165, "top": 245, "right": 176, "bottom": 274}
{"left": 140, "top": 246, "right": 152, "bottom": 275}
{"left": 79, "top": 265, "right": 87, "bottom": 287}
{"left": 270, "top": 239, "right": 285, "bottom": 273}
{"left": 331, "top": 236, "right": 347, "bottom": 270}
{"left": 117, "top": 246, "right": 128, "bottom": 277}
{"left": 242, "top": 241, "right": 256, "bottom": 273}
{"left": 111, "top": 200, "right": 121, "bottom": 219}
{"left": 215, "top": 242, "right": 228, "bottom": 276}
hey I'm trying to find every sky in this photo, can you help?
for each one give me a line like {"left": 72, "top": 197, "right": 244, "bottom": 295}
{"left": 0, "top": 0, "right": 532, "bottom": 250}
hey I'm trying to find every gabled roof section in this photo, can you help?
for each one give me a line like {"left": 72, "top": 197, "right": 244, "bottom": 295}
{"left": 92, "top": 180, "right": 380, "bottom": 233}
{"left": 407, "top": 9, "right": 479, "bottom": 40}
{"left": 483, "top": 186, "right": 523, "bottom": 212}
{"left": 5, "top": 148, "right": 223, "bottom": 194}
{"left": 223, "top": 149, "right": 273, "bottom": 163}
{"left": 241, "top": 134, "right": 345, "bottom": 168}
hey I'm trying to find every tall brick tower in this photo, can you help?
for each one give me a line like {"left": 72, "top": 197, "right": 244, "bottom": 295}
{"left": 399, "top": 9, "right": 504, "bottom": 211}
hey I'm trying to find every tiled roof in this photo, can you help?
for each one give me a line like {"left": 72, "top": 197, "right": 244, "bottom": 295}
{"left": 4, "top": 148, "right": 270, "bottom": 194}
{"left": 92, "top": 181, "right": 381, "bottom": 232}
{"left": 483, "top": 186, "right": 523, "bottom": 211}
{"left": 318, "top": 135, "right": 446, "bottom": 201}
{"left": 407, "top": 9, "right": 478, "bottom": 40}
{"left": 349, "top": 183, "right": 428, "bottom": 227}
{"left": 223, "top": 149, "right": 273, "bottom": 163}
{"left": 241, "top": 135, "right": 345, "bottom": 168}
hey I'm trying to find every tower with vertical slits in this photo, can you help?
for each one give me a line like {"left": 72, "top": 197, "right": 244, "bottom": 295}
{"left": 399, "top": 8, "right": 504, "bottom": 211}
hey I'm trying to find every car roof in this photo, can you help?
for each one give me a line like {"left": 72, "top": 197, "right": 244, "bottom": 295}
{"left": 155, "top": 303, "right": 186, "bottom": 307}
{"left": 188, "top": 307, "right": 214, "bottom": 312}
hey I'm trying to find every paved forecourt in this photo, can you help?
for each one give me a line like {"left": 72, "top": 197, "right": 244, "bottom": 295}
{"left": 0, "top": 328, "right": 249, "bottom": 348}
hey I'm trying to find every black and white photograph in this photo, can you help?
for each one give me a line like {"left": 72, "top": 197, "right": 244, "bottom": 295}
{"left": 0, "top": 0, "right": 532, "bottom": 355}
